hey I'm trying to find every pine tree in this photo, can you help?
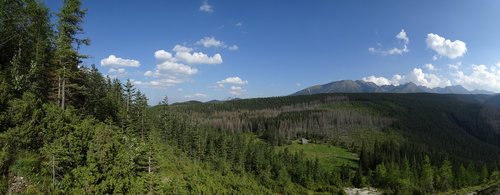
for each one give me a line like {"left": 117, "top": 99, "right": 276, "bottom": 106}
{"left": 54, "top": 0, "right": 89, "bottom": 109}
{"left": 123, "top": 79, "right": 136, "bottom": 126}
{"left": 421, "top": 155, "right": 434, "bottom": 191}
{"left": 437, "top": 159, "right": 453, "bottom": 191}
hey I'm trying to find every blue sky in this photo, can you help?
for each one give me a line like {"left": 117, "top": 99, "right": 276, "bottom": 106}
{"left": 44, "top": 0, "right": 500, "bottom": 103}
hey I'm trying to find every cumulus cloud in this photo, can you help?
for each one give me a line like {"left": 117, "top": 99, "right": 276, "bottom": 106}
{"left": 172, "top": 45, "right": 194, "bottom": 53}
{"left": 101, "top": 55, "right": 140, "bottom": 67}
{"left": 365, "top": 62, "right": 500, "bottom": 92}
{"left": 199, "top": 1, "right": 213, "bottom": 13}
{"left": 229, "top": 86, "right": 245, "bottom": 95}
{"left": 144, "top": 70, "right": 154, "bottom": 77}
{"left": 405, "top": 68, "right": 451, "bottom": 88}
{"left": 157, "top": 61, "right": 198, "bottom": 75}
{"left": 426, "top": 33, "right": 467, "bottom": 59}
{"left": 362, "top": 75, "right": 402, "bottom": 86}
{"left": 216, "top": 76, "right": 248, "bottom": 87}
{"left": 144, "top": 41, "right": 227, "bottom": 87}
{"left": 396, "top": 29, "right": 409, "bottom": 44}
{"left": 236, "top": 22, "right": 243, "bottom": 27}
{"left": 175, "top": 51, "right": 222, "bottom": 64}
{"left": 154, "top": 50, "right": 173, "bottom": 60}
{"left": 363, "top": 67, "right": 451, "bottom": 88}
{"left": 452, "top": 64, "right": 500, "bottom": 92}
{"left": 185, "top": 93, "right": 208, "bottom": 98}
{"left": 369, "top": 29, "right": 409, "bottom": 56}
{"left": 172, "top": 44, "right": 223, "bottom": 64}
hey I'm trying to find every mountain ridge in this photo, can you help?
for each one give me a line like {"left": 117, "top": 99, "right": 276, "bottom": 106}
{"left": 292, "top": 80, "right": 495, "bottom": 96}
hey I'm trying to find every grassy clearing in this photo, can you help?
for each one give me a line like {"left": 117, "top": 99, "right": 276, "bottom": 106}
{"left": 276, "top": 141, "right": 358, "bottom": 171}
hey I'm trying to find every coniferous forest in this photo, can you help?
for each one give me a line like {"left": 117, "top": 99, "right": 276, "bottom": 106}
{"left": 1, "top": 0, "right": 500, "bottom": 194}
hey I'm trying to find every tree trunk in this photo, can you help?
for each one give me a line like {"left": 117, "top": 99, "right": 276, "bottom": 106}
{"left": 126, "top": 95, "right": 130, "bottom": 122}
{"left": 61, "top": 77, "right": 65, "bottom": 110}
{"left": 141, "top": 109, "right": 145, "bottom": 140}
{"left": 57, "top": 76, "right": 61, "bottom": 106}
{"left": 61, "top": 66, "right": 66, "bottom": 110}
{"left": 148, "top": 155, "right": 152, "bottom": 193}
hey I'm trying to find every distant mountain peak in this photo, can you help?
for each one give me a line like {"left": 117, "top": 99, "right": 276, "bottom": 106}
{"left": 292, "top": 80, "right": 494, "bottom": 96}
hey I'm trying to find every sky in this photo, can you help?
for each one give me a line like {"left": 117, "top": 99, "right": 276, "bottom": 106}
{"left": 44, "top": 0, "right": 500, "bottom": 104}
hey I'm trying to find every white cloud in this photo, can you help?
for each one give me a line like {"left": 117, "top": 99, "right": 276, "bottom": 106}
{"left": 405, "top": 68, "right": 451, "bottom": 88}
{"left": 154, "top": 50, "right": 173, "bottom": 60}
{"left": 236, "top": 22, "right": 243, "bottom": 27}
{"left": 199, "top": 2, "right": 213, "bottom": 13}
{"left": 172, "top": 45, "right": 194, "bottom": 53}
{"left": 364, "top": 63, "right": 500, "bottom": 92}
{"left": 426, "top": 33, "right": 467, "bottom": 59}
{"left": 369, "top": 29, "right": 409, "bottom": 56}
{"left": 149, "top": 77, "right": 184, "bottom": 87}
{"left": 496, "top": 63, "right": 500, "bottom": 68}
{"left": 229, "top": 86, "right": 245, "bottom": 95}
{"left": 145, "top": 41, "right": 227, "bottom": 88}
{"left": 363, "top": 67, "right": 450, "bottom": 88}
{"left": 452, "top": 64, "right": 500, "bottom": 92}
{"left": 100, "top": 55, "right": 140, "bottom": 67}
{"left": 448, "top": 62, "right": 462, "bottom": 70}
{"left": 157, "top": 45, "right": 223, "bottom": 65}
{"left": 387, "top": 45, "right": 409, "bottom": 55}
{"left": 108, "top": 68, "right": 127, "bottom": 77}
{"left": 424, "top": 63, "right": 437, "bottom": 71}
{"left": 216, "top": 76, "right": 248, "bottom": 88}
{"left": 144, "top": 70, "right": 154, "bottom": 77}
{"left": 196, "top": 37, "right": 239, "bottom": 51}
{"left": 133, "top": 80, "right": 143, "bottom": 85}
{"left": 362, "top": 75, "right": 402, "bottom": 86}
{"left": 175, "top": 50, "right": 222, "bottom": 64}
{"left": 185, "top": 93, "right": 208, "bottom": 98}
{"left": 228, "top": 45, "right": 239, "bottom": 51}
{"left": 157, "top": 61, "right": 198, "bottom": 75}
{"left": 396, "top": 29, "right": 409, "bottom": 44}
{"left": 196, "top": 37, "right": 224, "bottom": 48}
{"left": 295, "top": 83, "right": 302, "bottom": 87}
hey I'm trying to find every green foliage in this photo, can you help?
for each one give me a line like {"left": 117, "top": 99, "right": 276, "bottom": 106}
{"left": 0, "top": 0, "right": 498, "bottom": 193}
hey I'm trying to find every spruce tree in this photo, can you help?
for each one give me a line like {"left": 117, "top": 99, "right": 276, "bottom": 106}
{"left": 54, "top": 0, "right": 88, "bottom": 109}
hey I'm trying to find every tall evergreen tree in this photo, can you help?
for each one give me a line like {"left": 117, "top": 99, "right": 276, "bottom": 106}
{"left": 437, "top": 159, "right": 453, "bottom": 191}
{"left": 54, "top": 0, "right": 88, "bottom": 109}
{"left": 421, "top": 155, "right": 434, "bottom": 191}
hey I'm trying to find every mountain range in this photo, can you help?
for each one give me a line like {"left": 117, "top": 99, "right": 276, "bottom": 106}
{"left": 292, "top": 80, "right": 495, "bottom": 96}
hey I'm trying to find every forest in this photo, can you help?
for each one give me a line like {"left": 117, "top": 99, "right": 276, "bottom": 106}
{"left": 0, "top": 0, "right": 499, "bottom": 194}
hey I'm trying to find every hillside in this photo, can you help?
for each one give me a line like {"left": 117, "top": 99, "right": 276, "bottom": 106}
{"left": 169, "top": 92, "right": 500, "bottom": 193}
{"left": 292, "top": 80, "right": 495, "bottom": 96}
{"left": 171, "top": 93, "right": 500, "bottom": 162}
